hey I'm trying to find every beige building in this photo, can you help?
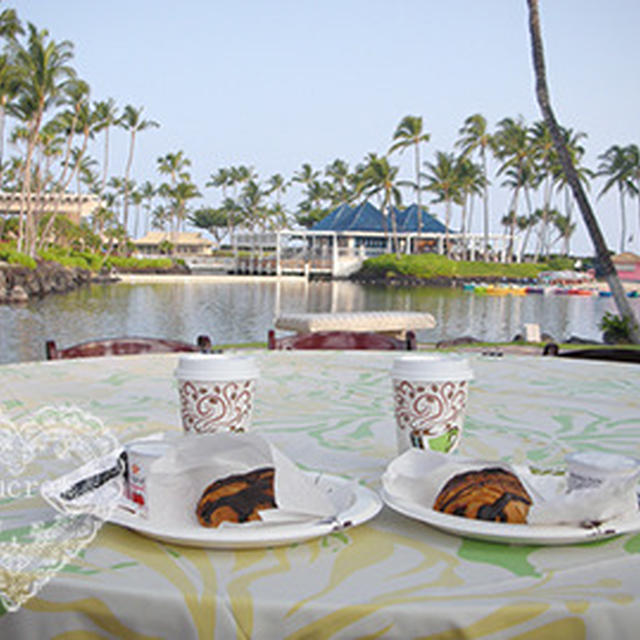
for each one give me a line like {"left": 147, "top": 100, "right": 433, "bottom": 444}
{"left": 133, "top": 231, "right": 212, "bottom": 256}
{"left": 0, "top": 191, "right": 101, "bottom": 224}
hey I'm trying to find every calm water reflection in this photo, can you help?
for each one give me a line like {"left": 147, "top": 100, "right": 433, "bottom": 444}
{"left": 1, "top": 278, "right": 636, "bottom": 364}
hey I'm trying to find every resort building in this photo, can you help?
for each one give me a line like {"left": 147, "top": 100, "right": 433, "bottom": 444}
{"left": 133, "top": 231, "right": 212, "bottom": 257}
{"left": 612, "top": 252, "right": 640, "bottom": 282}
{"left": 0, "top": 191, "right": 101, "bottom": 224}
{"left": 221, "top": 203, "right": 513, "bottom": 278}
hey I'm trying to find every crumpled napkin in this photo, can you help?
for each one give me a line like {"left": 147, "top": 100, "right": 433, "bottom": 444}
{"left": 139, "top": 432, "right": 337, "bottom": 529}
{"left": 382, "top": 449, "right": 639, "bottom": 527}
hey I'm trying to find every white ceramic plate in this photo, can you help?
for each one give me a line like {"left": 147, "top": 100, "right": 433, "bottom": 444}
{"left": 109, "top": 474, "right": 382, "bottom": 549}
{"left": 381, "top": 488, "right": 640, "bottom": 546}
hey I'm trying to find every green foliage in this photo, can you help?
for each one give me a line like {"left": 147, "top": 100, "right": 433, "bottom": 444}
{"left": 599, "top": 312, "right": 637, "bottom": 344}
{"left": 0, "top": 247, "right": 37, "bottom": 269}
{"left": 105, "top": 256, "right": 173, "bottom": 271}
{"left": 360, "top": 253, "right": 545, "bottom": 280}
{"left": 545, "top": 256, "right": 575, "bottom": 271}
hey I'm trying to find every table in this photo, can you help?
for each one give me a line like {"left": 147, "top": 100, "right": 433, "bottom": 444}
{"left": 274, "top": 311, "right": 436, "bottom": 338}
{"left": 1, "top": 351, "right": 639, "bottom": 639}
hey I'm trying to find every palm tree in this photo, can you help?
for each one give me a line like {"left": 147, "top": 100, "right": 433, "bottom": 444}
{"left": 598, "top": 144, "right": 634, "bottom": 253}
{"left": 456, "top": 113, "right": 493, "bottom": 259}
{"left": 92, "top": 97, "right": 118, "bottom": 198}
{"left": 423, "top": 151, "right": 460, "bottom": 257}
{"left": 157, "top": 150, "right": 191, "bottom": 185}
{"left": 493, "top": 117, "right": 535, "bottom": 260}
{"left": 627, "top": 144, "right": 640, "bottom": 252}
{"left": 361, "top": 154, "right": 403, "bottom": 257}
{"left": 206, "top": 167, "right": 231, "bottom": 200}
{"left": 526, "top": 0, "right": 639, "bottom": 343}
{"left": 139, "top": 180, "right": 155, "bottom": 235}
{"left": 455, "top": 156, "right": 485, "bottom": 255}
{"left": 0, "top": 54, "right": 20, "bottom": 184}
{"left": 119, "top": 104, "right": 159, "bottom": 236}
{"left": 266, "top": 173, "right": 288, "bottom": 205}
{"left": 551, "top": 211, "right": 576, "bottom": 256}
{"left": 324, "top": 158, "right": 352, "bottom": 206}
{"left": 9, "top": 22, "right": 76, "bottom": 255}
{"left": 171, "top": 180, "right": 200, "bottom": 233}
{"left": 389, "top": 115, "right": 430, "bottom": 241}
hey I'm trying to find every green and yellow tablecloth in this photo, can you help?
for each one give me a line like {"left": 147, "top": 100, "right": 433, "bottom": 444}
{"left": 1, "top": 351, "right": 639, "bottom": 639}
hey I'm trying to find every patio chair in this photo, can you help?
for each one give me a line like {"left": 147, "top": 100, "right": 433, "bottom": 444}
{"left": 45, "top": 335, "right": 213, "bottom": 360}
{"left": 542, "top": 342, "right": 640, "bottom": 364}
{"left": 267, "top": 329, "right": 416, "bottom": 351}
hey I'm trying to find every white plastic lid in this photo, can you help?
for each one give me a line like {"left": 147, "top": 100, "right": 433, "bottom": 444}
{"left": 174, "top": 354, "right": 259, "bottom": 381}
{"left": 565, "top": 451, "right": 640, "bottom": 475}
{"left": 391, "top": 354, "right": 473, "bottom": 382}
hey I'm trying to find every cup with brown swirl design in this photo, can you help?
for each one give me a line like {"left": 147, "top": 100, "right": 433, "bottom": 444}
{"left": 174, "top": 354, "right": 259, "bottom": 434}
{"left": 391, "top": 355, "right": 473, "bottom": 455}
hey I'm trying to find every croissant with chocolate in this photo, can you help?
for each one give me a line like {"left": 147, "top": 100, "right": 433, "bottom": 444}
{"left": 196, "top": 467, "right": 277, "bottom": 527}
{"left": 433, "top": 467, "right": 532, "bottom": 524}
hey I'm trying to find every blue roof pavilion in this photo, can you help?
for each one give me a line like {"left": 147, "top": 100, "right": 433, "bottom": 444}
{"left": 310, "top": 202, "right": 451, "bottom": 234}
{"left": 394, "top": 205, "right": 449, "bottom": 234}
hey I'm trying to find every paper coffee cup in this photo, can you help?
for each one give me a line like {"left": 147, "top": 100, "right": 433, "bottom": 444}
{"left": 391, "top": 354, "right": 473, "bottom": 454}
{"left": 174, "top": 354, "right": 259, "bottom": 434}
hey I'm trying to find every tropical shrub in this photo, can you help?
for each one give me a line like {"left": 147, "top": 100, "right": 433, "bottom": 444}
{"left": 599, "top": 312, "right": 637, "bottom": 344}
{"left": 359, "top": 254, "right": 545, "bottom": 280}
{"left": 105, "top": 256, "right": 173, "bottom": 271}
{"left": 0, "top": 247, "right": 37, "bottom": 269}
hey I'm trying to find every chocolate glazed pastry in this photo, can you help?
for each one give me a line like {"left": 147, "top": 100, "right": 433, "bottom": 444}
{"left": 196, "top": 467, "right": 277, "bottom": 527}
{"left": 433, "top": 467, "right": 532, "bottom": 524}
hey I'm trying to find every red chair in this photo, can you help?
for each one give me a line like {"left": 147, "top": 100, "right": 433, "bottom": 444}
{"left": 267, "top": 329, "right": 416, "bottom": 351}
{"left": 542, "top": 342, "right": 640, "bottom": 364}
{"left": 45, "top": 335, "right": 213, "bottom": 360}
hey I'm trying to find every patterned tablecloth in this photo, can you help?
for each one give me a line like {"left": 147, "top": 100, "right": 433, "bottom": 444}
{"left": 1, "top": 351, "right": 640, "bottom": 639}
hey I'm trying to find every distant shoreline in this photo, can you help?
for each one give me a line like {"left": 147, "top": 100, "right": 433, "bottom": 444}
{"left": 112, "top": 271, "right": 640, "bottom": 292}
{"left": 115, "top": 273, "right": 307, "bottom": 284}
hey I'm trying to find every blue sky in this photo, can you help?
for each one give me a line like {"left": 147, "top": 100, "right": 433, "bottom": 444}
{"left": 11, "top": 0, "right": 640, "bottom": 255}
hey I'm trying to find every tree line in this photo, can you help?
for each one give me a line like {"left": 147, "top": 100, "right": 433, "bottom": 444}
{"left": 0, "top": 8, "right": 638, "bottom": 262}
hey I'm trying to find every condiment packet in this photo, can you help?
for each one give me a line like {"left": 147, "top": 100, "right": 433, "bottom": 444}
{"left": 144, "top": 432, "right": 337, "bottom": 529}
{"left": 41, "top": 448, "right": 126, "bottom": 519}
{"left": 383, "top": 449, "right": 639, "bottom": 527}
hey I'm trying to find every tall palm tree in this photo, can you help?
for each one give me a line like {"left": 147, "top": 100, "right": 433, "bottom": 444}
{"left": 362, "top": 154, "right": 403, "bottom": 257}
{"left": 0, "top": 54, "right": 20, "bottom": 184}
{"left": 423, "top": 151, "right": 460, "bottom": 257}
{"left": 139, "top": 180, "right": 155, "bottom": 235}
{"left": 389, "top": 115, "right": 430, "bottom": 241}
{"left": 529, "top": 120, "right": 557, "bottom": 259}
{"left": 627, "top": 144, "right": 640, "bottom": 252}
{"left": 551, "top": 211, "right": 576, "bottom": 256}
{"left": 455, "top": 156, "right": 485, "bottom": 253}
{"left": 456, "top": 113, "right": 494, "bottom": 258}
{"left": 526, "top": 0, "right": 639, "bottom": 343}
{"left": 598, "top": 144, "right": 634, "bottom": 253}
{"left": 92, "top": 97, "right": 118, "bottom": 198}
{"left": 493, "top": 117, "right": 535, "bottom": 260}
{"left": 119, "top": 104, "right": 159, "bottom": 236}
{"left": 9, "top": 22, "right": 76, "bottom": 255}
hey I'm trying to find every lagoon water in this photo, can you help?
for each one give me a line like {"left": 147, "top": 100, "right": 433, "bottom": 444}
{"left": 1, "top": 278, "right": 636, "bottom": 364}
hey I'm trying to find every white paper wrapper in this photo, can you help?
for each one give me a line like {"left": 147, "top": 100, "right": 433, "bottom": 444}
{"left": 41, "top": 449, "right": 126, "bottom": 519}
{"left": 382, "top": 449, "right": 639, "bottom": 527}
{"left": 144, "top": 432, "right": 337, "bottom": 529}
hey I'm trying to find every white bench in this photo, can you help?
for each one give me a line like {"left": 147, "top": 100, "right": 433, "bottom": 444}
{"left": 274, "top": 311, "right": 436, "bottom": 339}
